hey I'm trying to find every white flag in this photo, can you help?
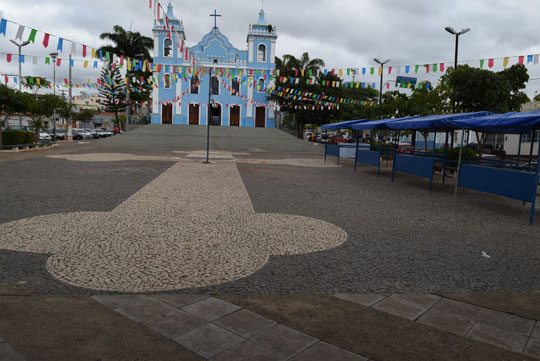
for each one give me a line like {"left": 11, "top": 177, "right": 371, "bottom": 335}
{"left": 534, "top": 55, "right": 539, "bottom": 65}
{"left": 15, "top": 25, "right": 24, "bottom": 41}
{"left": 71, "top": 41, "right": 76, "bottom": 56}
{"left": 32, "top": 56, "right": 37, "bottom": 65}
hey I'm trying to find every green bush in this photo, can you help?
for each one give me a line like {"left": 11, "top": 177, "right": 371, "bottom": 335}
{"left": 369, "top": 142, "right": 394, "bottom": 153}
{"left": 2, "top": 130, "right": 35, "bottom": 145}
{"left": 435, "top": 147, "right": 478, "bottom": 161}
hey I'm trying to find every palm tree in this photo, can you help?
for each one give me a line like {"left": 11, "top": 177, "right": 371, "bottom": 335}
{"left": 99, "top": 25, "right": 154, "bottom": 126}
{"left": 279, "top": 52, "right": 325, "bottom": 78}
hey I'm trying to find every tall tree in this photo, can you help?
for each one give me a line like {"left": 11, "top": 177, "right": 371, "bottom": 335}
{"left": 28, "top": 94, "right": 65, "bottom": 141}
{"left": 98, "top": 62, "right": 126, "bottom": 128}
{"left": 99, "top": 25, "right": 154, "bottom": 126}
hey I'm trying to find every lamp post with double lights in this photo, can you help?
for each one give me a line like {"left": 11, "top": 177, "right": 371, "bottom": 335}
{"left": 50, "top": 52, "right": 58, "bottom": 141}
{"left": 10, "top": 39, "right": 30, "bottom": 128}
{"left": 374, "top": 58, "right": 391, "bottom": 105}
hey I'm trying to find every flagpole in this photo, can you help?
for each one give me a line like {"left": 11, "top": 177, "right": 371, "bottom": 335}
{"left": 205, "top": 67, "right": 212, "bottom": 164}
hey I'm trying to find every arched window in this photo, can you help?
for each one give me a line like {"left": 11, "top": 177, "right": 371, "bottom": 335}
{"left": 164, "top": 38, "right": 173, "bottom": 58}
{"left": 232, "top": 78, "right": 240, "bottom": 96}
{"left": 257, "top": 44, "right": 266, "bottom": 62}
{"left": 191, "top": 76, "right": 199, "bottom": 94}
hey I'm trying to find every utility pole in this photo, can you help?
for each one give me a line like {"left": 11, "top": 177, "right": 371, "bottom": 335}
{"left": 68, "top": 54, "right": 73, "bottom": 141}
{"left": 50, "top": 52, "right": 58, "bottom": 141}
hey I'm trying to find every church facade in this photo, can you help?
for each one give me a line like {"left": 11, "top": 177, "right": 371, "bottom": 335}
{"left": 151, "top": 4, "right": 278, "bottom": 128}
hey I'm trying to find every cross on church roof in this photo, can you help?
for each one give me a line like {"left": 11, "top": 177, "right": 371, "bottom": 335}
{"left": 210, "top": 9, "right": 221, "bottom": 29}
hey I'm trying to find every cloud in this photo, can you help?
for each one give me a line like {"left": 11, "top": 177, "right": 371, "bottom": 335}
{"left": 1, "top": 0, "right": 540, "bottom": 96}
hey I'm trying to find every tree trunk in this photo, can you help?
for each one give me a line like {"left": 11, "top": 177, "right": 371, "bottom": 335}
{"left": 296, "top": 118, "right": 305, "bottom": 139}
{"left": 476, "top": 131, "right": 487, "bottom": 157}
{"left": 422, "top": 131, "right": 429, "bottom": 153}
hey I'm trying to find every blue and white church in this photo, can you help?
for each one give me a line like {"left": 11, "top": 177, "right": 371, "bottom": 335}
{"left": 151, "top": 4, "right": 278, "bottom": 127}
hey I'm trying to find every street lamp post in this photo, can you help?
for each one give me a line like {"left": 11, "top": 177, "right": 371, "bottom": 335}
{"left": 374, "top": 58, "right": 391, "bottom": 105}
{"left": 10, "top": 39, "right": 30, "bottom": 128}
{"left": 50, "top": 52, "right": 58, "bottom": 141}
{"left": 445, "top": 26, "right": 470, "bottom": 148}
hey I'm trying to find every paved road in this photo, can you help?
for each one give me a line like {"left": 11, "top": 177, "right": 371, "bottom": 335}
{"left": 1, "top": 125, "right": 539, "bottom": 296}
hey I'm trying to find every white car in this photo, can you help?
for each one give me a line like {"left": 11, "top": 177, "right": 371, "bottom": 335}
{"left": 39, "top": 132, "right": 51, "bottom": 142}
{"left": 78, "top": 129, "right": 93, "bottom": 139}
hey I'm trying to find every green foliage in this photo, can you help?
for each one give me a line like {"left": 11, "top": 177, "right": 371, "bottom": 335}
{"left": 443, "top": 64, "right": 529, "bottom": 113}
{"left": 435, "top": 146, "right": 478, "bottom": 161}
{"left": 271, "top": 53, "right": 378, "bottom": 137}
{"left": 98, "top": 62, "right": 126, "bottom": 121}
{"left": 73, "top": 109, "right": 96, "bottom": 121}
{"left": 2, "top": 130, "right": 35, "bottom": 145}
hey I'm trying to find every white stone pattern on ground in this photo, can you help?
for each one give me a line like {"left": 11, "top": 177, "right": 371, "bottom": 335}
{"left": 0, "top": 159, "right": 347, "bottom": 292}
{"left": 47, "top": 153, "right": 183, "bottom": 162}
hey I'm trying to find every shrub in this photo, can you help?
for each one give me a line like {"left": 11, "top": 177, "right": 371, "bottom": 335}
{"left": 2, "top": 130, "right": 35, "bottom": 146}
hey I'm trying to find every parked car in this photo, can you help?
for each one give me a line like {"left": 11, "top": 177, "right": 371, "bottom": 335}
{"left": 85, "top": 129, "right": 99, "bottom": 139}
{"left": 304, "top": 132, "right": 313, "bottom": 141}
{"left": 72, "top": 129, "right": 84, "bottom": 140}
{"left": 318, "top": 134, "right": 329, "bottom": 143}
{"left": 94, "top": 129, "right": 107, "bottom": 138}
{"left": 78, "top": 129, "right": 93, "bottom": 139}
{"left": 102, "top": 129, "right": 114, "bottom": 137}
{"left": 328, "top": 135, "right": 347, "bottom": 144}
{"left": 55, "top": 130, "right": 66, "bottom": 140}
{"left": 397, "top": 143, "right": 415, "bottom": 154}
{"left": 38, "top": 132, "right": 51, "bottom": 142}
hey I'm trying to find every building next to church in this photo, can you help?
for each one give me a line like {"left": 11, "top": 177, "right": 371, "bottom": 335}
{"left": 151, "top": 3, "right": 278, "bottom": 127}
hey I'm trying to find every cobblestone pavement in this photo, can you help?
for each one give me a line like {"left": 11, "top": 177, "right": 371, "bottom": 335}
{"left": 0, "top": 154, "right": 346, "bottom": 292}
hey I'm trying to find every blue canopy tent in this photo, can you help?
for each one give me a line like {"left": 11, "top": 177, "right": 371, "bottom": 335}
{"left": 447, "top": 111, "right": 540, "bottom": 225}
{"left": 386, "top": 112, "right": 495, "bottom": 191}
{"left": 349, "top": 117, "right": 420, "bottom": 176}
{"left": 322, "top": 119, "right": 370, "bottom": 164}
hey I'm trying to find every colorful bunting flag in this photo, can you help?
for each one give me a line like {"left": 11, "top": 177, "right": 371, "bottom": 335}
{"left": 57, "top": 38, "right": 63, "bottom": 52}
{"left": 6, "top": 54, "right": 11, "bottom": 63}
{"left": 27, "top": 29, "right": 37, "bottom": 43}
{"left": 503, "top": 57, "right": 509, "bottom": 67}
{"left": 83, "top": 45, "right": 87, "bottom": 58}
{"left": 0, "top": 19, "right": 7, "bottom": 36}
{"left": 519, "top": 56, "right": 525, "bottom": 65}
{"left": 488, "top": 59, "right": 494, "bottom": 68}
{"left": 15, "top": 25, "right": 24, "bottom": 40}
{"left": 480, "top": 59, "right": 484, "bottom": 68}
{"left": 43, "top": 33, "right": 50, "bottom": 48}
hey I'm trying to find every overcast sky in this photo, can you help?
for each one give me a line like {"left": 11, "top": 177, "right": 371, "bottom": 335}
{"left": 1, "top": 0, "right": 540, "bottom": 97}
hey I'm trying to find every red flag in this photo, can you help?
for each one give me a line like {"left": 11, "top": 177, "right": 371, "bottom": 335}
{"left": 83, "top": 45, "right": 87, "bottom": 58}
{"left": 120, "top": 55, "right": 124, "bottom": 66}
{"left": 388, "top": 66, "right": 392, "bottom": 75}
{"left": 43, "top": 33, "right": 50, "bottom": 48}
{"left": 165, "top": 16, "right": 169, "bottom": 29}
{"left": 440, "top": 63, "right": 445, "bottom": 72}
{"left": 425, "top": 64, "right": 430, "bottom": 73}
{"left": 64, "top": 78, "right": 68, "bottom": 84}
{"left": 149, "top": 0, "right": 152, "bottom": 9}
{"left": 157, "top": 4, "right": 161, "bottom": 22}
{"left": 488, "top": 59, "right": 494, "bottom": 68}
{"left": 185, "top": 48, "right": 188, "bottom": 60}
{"left": 7, "top": 54, "right": 11, "bottom": 63}
{"left": 57, "top": 58, "right": 62, "bottom": 66}
{"left": 180, "top": 41, "right": 183, "bottom": 52}
{"left": 4, "top": 76, "right": 8, "bottom": 84}
{"left": 519, "top": 56, "right": 525, "bottom": 65}
{"left": 386, "top": 83, "right": 390, "bottom": 89}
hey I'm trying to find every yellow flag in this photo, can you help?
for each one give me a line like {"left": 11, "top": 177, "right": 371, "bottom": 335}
{"left": 301, "top": 69, "right": 305, "bottom": 77}
{"left": 143, "top": 60, "right": 147, "bottom": 71}
{"left": 339, "top": 69, "right": 343, "bottom": 77}
{"left": 503, "top": 57, "right": 509, "bottom": 67}
{"left": 91, "top": 48, "right": 96, "bottom": 59}
{"left": 83, "top": 61, "right": 88, "bottom": 68}
{"left": 378, "top": 67, "right": 382, "bottom": 76}
{"left": 127, "top": 58, "right": 132, "bottom": 71}
{"left": 332, "top": 81, "right": 336, "bottom": 87}
{"left": 407, "top": 83, "right": 412, "bottom": 89}
{"left": 172, "top": 73, "right": 176, "bottom": 82}
{"left": 36, "top": 78, "right": 41, "bottom": 85}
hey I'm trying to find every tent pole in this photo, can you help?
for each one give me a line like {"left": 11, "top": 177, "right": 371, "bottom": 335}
{"left": 530, "top": 143, "right": 540, "bottom": 225}
{"left": 454, "top": 128, "right": 466, "bottom": 201}
{"left": 517, "top": 133, "right": 523, "bottom": 168}
{"left": 430, "top": 131, "right": 436, "bottom": 194}
{"left": 391, "top": 131, "right": 399, "bottom": 183}
{"left": 354, "top": 130, "right": 359, "bottom": 172}
{"left": 443, "top": 131, "right": 449, "bottom": 184}
{"left": 377, "top": 130, "right": 382, "bottom": 178}
{"left": 528, "top": 131, "right": 535, "bottom": 171}
{"left": 324, "top": 130, "right": 328, "bottom": 162}
{"left": 337, "top": 129, "right": 341, "bottom": 166}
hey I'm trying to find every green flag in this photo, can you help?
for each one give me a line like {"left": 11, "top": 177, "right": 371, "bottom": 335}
{"left": 433, "top": 64, "right": 438, "bottom": 72}
{"left": 415, "top": 65, "right": 420, "bottom": 73}
{"left": 45, "top": 57, "right": 50, "bottom": 65}
{"left": 106, "top": 52, "right": 111, "bottom": 62}
{"left": 480, "top": 59, "right": 484, "bottom": 68}
{"left": 27, "top": 29, "right": 37, "bottom": 43}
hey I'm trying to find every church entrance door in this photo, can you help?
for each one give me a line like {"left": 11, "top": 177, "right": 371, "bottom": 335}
{"left": 162, "top": 104, "right": 173, "bottom": 124}
{"left": 230, "top": 105, "right": 240, "bottom": 126}
{"left": 209, "top": 104, "right": 221, "bottom": 126}
{"left": 189, "top": 104, "right": 199, "bottom": 125}
{"left": 255, "top": 107, "right": 266, "bottom": 128}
